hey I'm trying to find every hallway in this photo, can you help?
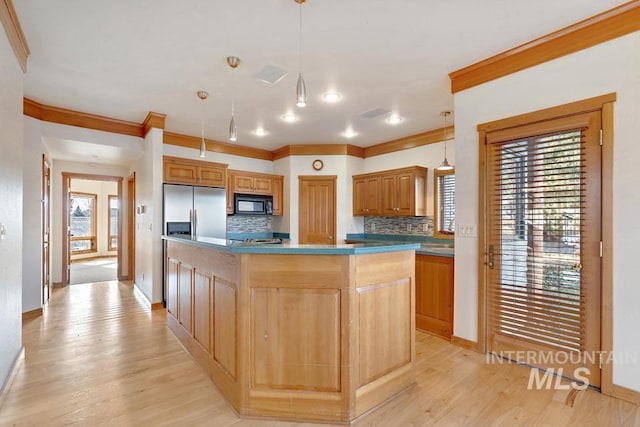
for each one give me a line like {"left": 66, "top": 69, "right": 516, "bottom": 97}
{"left": 0, "top": 282, "right": 638, "bottom": 426}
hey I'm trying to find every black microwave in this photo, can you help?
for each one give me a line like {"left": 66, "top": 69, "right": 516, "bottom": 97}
{"left": 234, "top": 193, "right": 273, "bottom": 215}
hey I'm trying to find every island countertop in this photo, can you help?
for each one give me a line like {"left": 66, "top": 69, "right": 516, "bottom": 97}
{"left": 162, "top": 234, "right": 420, "bottom": 255}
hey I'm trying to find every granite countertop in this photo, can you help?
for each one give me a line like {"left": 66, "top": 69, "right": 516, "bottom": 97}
{"left": 345, "top": 234, "right": 454, "bottom": 258}
{"left": 163, "top": 235, "right": 420, "bottom": 255}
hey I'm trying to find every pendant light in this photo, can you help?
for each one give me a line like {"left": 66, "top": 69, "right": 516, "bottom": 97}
{"left": 197, "top": 90, "right": 208, "bottom": 158}
{"left": 436, "top": 111, "right": 454, "bottom": 171}
{"left": 227, "top": 56, "right": 240, "bottom": 142}
{"left": 295, "top": 0, "right": 307, "bottom": 108}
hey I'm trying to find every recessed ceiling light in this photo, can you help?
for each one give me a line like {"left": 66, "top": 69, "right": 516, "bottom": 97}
{"left": 281, "top": 114, "right": 297, "bottom": 123}
{"left": 343, "top": 129, "right": 357, "bottom": 139}
{"left": 254, "top": 127, "right": 267, "bottom": 137}
{"left": 387, "top": 115, "right": 403, "bottom": 125}
{"left": 322, "top": 92, "right": 341, "bottom": 103}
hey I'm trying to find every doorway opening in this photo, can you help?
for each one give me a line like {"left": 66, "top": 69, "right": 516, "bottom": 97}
{"left": 62, "top": 173, "right": 123, "bottom": 285}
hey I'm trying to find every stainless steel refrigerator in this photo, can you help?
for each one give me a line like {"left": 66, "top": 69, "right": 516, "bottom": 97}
{"left": 163, "top": 184, "right": 227, "bottom": 239}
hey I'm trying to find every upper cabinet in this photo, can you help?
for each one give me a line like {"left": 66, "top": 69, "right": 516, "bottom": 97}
{"left": 353, "top": 166, "right": 427, "bottom": 217}
{"left": 227, "top": 170, "right": 285, "bottom": 216}
{"left": 163, "top": 156, "right": 227, "bottom": 188}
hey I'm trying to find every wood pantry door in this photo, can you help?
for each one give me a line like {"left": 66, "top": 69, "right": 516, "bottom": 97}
{"left": 298, "top": 176, "right": 336, "bottom": 244}
{"left": 484, "top": 111, "right": 602, "bottom": 388}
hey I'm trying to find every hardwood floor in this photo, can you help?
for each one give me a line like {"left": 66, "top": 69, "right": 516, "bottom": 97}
{"left": 0, "top": 281, "right": 638, "bottom": 426}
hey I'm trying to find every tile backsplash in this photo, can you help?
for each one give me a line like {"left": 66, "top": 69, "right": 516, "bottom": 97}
{"left": 227, "top": 215, "right": 273, "bottom": 233}
{"left": 364, "top": 216, "right": 434, "bottom": 236}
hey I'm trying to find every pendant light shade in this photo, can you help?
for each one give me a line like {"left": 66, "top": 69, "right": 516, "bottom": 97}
{"left": 296, "top": 72, "right": 307, "bottom": 108}
{"left": 436, "top": 110, "right": 454, "bottom": 171}
{"left": 197, "top": 90, "right": 208, "bottom": 158}
{"left": 229, "top": 115, "right": 237, "bottom": 142}
{"left": 295, "top": 0, "right": 307, "bottom": 108}
{"left": 227, "top": 56, "right": 240, "bottom": 142}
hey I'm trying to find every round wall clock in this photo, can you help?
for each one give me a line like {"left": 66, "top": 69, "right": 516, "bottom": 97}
{"left": 312, "top": 159, "right": 324, "bottom": 171}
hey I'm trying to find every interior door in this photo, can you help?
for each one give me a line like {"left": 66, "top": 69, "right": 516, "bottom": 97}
{"left": 42, "top": 155, "right": 51, "bottom": 303}
{"left": 299, "top": 176, "right": 336, "bottom": 244}
{"left": 485, "top": 111, "right": 602, "bottom": 387}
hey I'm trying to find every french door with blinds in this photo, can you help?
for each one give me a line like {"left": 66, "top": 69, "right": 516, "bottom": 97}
{"left": 485, "top": 111, "right": 602, "bottom": 387}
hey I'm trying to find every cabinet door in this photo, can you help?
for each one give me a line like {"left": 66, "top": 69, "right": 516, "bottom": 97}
{"left": 253, "top": 177, "right": 273, "bottom": 194}
{"left": 415, "top": 254, "right": 454, "bottom": 339}
{"left": 380, "top": 174, "right": 398, "bottom": 215}
{"left": 198, "top": 166, "right": 225, "bottom": 187}
{"left": 233, "top": 175, "right": 255, "bottom": 193}
{"left": 353, "top": 177, "right": 368, "bottom": 215}
{"left": 365, "top": 176, "right": 381, "bottom": 215}
{"left": 226, "top": 173, "right": 235, "bottom": 214}
{"left": 164, "top": 162, "right": 197, "bottom": 185}
{"left": 178, "top": 263, "right": 194, "bottom": 334}
{"left": 166, "top": 257, "right": 179, "bottom": 319}
{"left": 272, "top": 177, "right": 284, "bottom": 216}
{"left": 395, "top": 172, "right": 415, "bottom": 216}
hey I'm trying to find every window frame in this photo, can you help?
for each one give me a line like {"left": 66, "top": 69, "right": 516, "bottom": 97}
{"left": 433, "top": 168, "right": 455, "bottom": 240}
{"left": 70, "top": 191, "right": 98, "bottom": 255}
{"left": 108, "top": 194, "right": 118, "bottom": 251}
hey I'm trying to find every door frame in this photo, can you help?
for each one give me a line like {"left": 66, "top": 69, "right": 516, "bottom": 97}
{"left": 62, "top": 172, "right": 124, "bottom": 285}
{"left": 41, "top": 154, "right": 51, "bottom": 304}
{"left": 476, "top": 93, "right": 615, "bottom": 394}
{"left": 298, "top": 175, "right": 337, "bottom": 244}
{"left": 127, "top": 172, "right": 135, "bottom": 282}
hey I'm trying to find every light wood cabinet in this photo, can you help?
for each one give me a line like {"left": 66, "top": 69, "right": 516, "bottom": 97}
{"left": 353, "top": 166, "right": 427, "bottom": 216}
{"left": 415, "top": 254, "right": 454, "bottom": 340}
{"left": 163, "top": 156, "right": 227, "bottom": 187}
{"left": 227, "top": 170, "right": 285, "bottom": 216}
{"left": 353, "top": 175, "right": 381, "bottom": 216}
{"left": 272, "top": 176, "right": 284, "bottom": 216}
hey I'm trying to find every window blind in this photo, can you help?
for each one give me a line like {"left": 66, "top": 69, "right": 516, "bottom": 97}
{"left": 437, "top": 174, "right": 455, "bottom": 234}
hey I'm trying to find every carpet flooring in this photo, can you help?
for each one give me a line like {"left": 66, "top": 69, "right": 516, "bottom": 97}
{"left": 70, "top": 257, "right": 118, "bottom": 285}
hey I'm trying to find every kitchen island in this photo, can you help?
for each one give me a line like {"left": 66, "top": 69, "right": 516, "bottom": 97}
{"left": 163, "top": 235, "right": 419, "bottom": 423}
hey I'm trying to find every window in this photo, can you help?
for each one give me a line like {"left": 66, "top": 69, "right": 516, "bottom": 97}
{"left": 108, "top": 195, "right": 118, "bottom": 251}
{"left": 434, "top": 169, "right": 455, "bottom": 239}
{"left": 70, "top": 192, "right": 97, "bottom": 254}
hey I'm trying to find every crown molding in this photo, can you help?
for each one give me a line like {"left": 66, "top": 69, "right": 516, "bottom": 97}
{"left": 0, "top": 0, "right": 29, "bottom": 72}
{"left": 449, "top": 1, "right": 640, "bottom": 93}
{"left": 163, "top": 131, "right": 274, "bottom": 161}
{"left": 23, "top": 98, "right": 144, "bottom": 137}
{"left": 142, "top": 111, "right": 166, "bottom": 135}
{"left": 363, "top": 126, "right": 454, "bottom": 158}
{"left": 272, "top": 144, "right": 365, "bottom": 160}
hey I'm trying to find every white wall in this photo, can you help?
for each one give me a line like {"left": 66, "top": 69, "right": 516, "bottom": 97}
{"left": 163, "top": 144, "right": 274, "bottom": 173}
{"left": 132, "top": 128, "right": 164, "bottom": 303}
{"left": 22, "top": 117, "right": 51, "bottom": 312}
{"left": 51, "top": 161, "right": 129, "bottom": 284}
{"left": 364, "top": 141, "right": 455, "bottom": 216}
{"left": 0, "top": 26, "right": 24, "bottom": 392}
{"left": 273, "top": 155, "right": 364, "bottom": 243}
{"left": 69, "top": 179, "right": 118, "bottom": 260}
{"left": 453, "top": 32, "right": 640, "bottom": 391}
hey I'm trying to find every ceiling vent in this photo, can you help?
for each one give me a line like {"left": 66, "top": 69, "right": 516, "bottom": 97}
{"left": 361, "top": 108, "right": 389, "bottom": 119}
{"left": 254, "top": 64, "right": 288, "bottom": 85}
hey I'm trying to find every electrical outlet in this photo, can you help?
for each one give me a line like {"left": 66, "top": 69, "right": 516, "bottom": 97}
{"left": 423, "top": 223, "right": 428, "bottom": 232}
{"left": 407, "top": 224, "right": 412, "bottom": 231}
{"left": 0, "top": 223, "right": 5, "bottom": 240}
{"left": 141, "top": 272, "right": 144, "bottom": 281}
{"left": 371, "top": 223, "right": 376, "bottom": 231}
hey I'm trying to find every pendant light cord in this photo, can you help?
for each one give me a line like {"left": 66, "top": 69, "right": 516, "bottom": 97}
{"left": 299, "top": 3, "right": 303, "bottom": 73}
{"left": 231, "top": 66, "right": 235, "bottom": 117}
{"left": 443, "top": 113, "right": 447, "bottom": 159}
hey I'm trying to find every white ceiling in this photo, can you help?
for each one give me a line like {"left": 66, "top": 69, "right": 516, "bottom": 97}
{"left": 16, "top": 0, "right": 624, "bottom": 157}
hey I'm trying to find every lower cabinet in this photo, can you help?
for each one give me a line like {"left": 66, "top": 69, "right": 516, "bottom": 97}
{"left": 415, "top": 254, "right": 454, "bottom": 340}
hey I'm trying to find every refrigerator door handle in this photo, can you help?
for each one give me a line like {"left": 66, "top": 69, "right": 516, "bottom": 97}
{"left": 189, "top": 209, "right": 194, "bottom": 237}
{"left": 193, "top": 209, "right": 198, "bottom": 237}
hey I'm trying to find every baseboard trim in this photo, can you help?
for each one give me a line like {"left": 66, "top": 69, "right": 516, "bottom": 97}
{"left": 0, "top": 347, "right": 25, "bottom": 410}
{"left": 70, "top": 255, "right": 117, "bottom": 263}
{"left": 151, "top": 302, "right": 165, "bottom": 310}
{"left": 22, "top": 308, "right": 43, "bottom": 321}
{"left": 612, "top": 384, "right": 640, "bottom": 406}
{"left": 451, "top": 335, "right": 480, "bottom": 352}
{"left": 133, "top": 283, "right": 164, "bottom": 311}
{"left": 52, "top": 281, "right": 64, "bottom": 288}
